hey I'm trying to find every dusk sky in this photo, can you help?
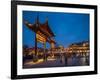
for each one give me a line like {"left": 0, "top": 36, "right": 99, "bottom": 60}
{"left": 23, "top": 11, "right": 89, "bottom": 48}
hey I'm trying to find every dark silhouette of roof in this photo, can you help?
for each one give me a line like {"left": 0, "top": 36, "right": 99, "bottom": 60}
{"left": 24, "top": 17, "right": 55, "bottom": 38}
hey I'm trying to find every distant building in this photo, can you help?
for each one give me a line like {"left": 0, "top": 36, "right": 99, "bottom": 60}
{"left": 23, "top": 47, "right": 48, "bottom": 56}
{"left": 66, "top": 41, "right": 90, "bottom": 56}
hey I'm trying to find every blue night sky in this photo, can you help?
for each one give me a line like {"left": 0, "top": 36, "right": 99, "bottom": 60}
{"left": 23, "top": 11, "right": 89, "bottom": 48}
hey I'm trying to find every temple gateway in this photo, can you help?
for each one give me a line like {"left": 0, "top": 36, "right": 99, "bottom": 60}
{"left": 24, "top": 16, "right": 56, "bottom": 61}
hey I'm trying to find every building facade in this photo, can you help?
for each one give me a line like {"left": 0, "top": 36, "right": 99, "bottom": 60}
{"left": 66, "top": 41, "right": 89, "bottom": 56}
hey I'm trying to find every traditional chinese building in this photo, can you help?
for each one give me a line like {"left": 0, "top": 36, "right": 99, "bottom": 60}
{"left": 24, "top": 16, "right": 56, "bottom": 61}
{"left": 66, "top": 41, "right": 90, "bottom": 56}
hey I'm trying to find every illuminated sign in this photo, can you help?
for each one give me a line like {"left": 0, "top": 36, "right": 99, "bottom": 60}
{"left": 36, "top": 33, "right": 46, "bottom": 43}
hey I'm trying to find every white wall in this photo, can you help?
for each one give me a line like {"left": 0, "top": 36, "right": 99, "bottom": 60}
{"left": 0, "top": 0, "right": 99, "bottom": 80}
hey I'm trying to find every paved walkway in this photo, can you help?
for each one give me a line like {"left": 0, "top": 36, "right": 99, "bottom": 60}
{"left": 23, "top": 58, "right": 65, "bottom": 68}
{"left": 23, "top": 56, "right": 89, "bottom": 68}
